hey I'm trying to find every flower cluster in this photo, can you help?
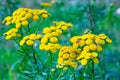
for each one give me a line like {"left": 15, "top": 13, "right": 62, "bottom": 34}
{"left": 57, "top": 46, "right": 80, "bottom": 68}
{"left": 2, "top": 8, "right": 50, "bottom": 29}
{"left": 39, "top": 21, "right": 72, "bottom": 53}
{"left": 40, "top": 0, "right": 56, "bottom": 7}
{"left": 20, "top": 34, "right": 42, "bottom": 46}
{"left": 4, "top": 28, "right": 20, "bottom": 40}
{"left": 40, "top": 2, "right": 52, "bottom": 7}
{"left": 70, "top": 33, "right": 112, "bottom": 66}
{"left": 2, "top": 8, "right": 50, "bottom": 41}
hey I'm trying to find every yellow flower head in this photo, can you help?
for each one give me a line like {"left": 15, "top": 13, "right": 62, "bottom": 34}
{"left": 4, "top": 28, "right": 20, "bottom": 40}
{"left": 2, "top": 8, "right": 50, "bottom": 30}
{"left": 70, "top": 32, "right": 112, "bottom": 67}
{"left": 20, "top": 33, "right": 42, "bottom": 46}
{"left": 26, "top": 40, "right": 34, "bottom": 46}
{"left": 57, "top": 46, "right": 78, "bottom": 68}
{"left": 40, "top": 2, "right": 51, "bottom": 7}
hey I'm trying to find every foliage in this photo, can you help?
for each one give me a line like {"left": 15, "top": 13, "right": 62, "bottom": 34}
{"left": 0, "top": 0, "right": 120, "bottom": 80}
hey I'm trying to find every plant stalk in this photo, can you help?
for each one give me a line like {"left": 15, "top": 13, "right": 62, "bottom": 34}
{"left": 91, "top": 61, "right": 94, "bottom": 80}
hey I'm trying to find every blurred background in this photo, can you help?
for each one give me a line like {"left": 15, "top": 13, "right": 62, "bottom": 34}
{"left": 0, "top": 0, "right": 120, "bottom": 80}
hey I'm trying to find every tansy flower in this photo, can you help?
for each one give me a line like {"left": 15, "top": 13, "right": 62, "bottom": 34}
{"left": 69, "top": 32, "right": 112, "bottom": 66}
{"left": 26, "top": 40, "right": 34, "bottom": 46}
{"left": 57, "top": 46, "right": 78, "bottom": 68}
{"left": 39, "top": 21, "right": 72, "bottom": 53}
{"left": 80, "top": 59, "right": 87, "bottom": 66}
{"left": 4, "top": 28, "right": 20, "bottom": 40}
{"left": 20, "top": 33, "right": 42, "bottom": 46}
{"left": 2, "top": 8, "right": 50, "bottom": 29}
{"left": 40, "top": 2, "right": 51, "bottom": 7}
{"left": 89, "top": 44, "right": 97, "bottom": 51}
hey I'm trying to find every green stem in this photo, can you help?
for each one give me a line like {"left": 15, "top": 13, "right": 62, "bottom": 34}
{"left": 28, "top": 24, "right": 31, "bottom": 33}
{"left": 32, "top": 52, "right": 41, "bottom": 74}
{"left": 35, "top": 18, "right": 43, "bottom": 33}
{"left": 13, "top": 38, "right": 34, "bottom": 63}
{"left": 91, "top": 61, "right": 94, "bottom": 80}
{"left": 56, "top": 69, "right": 63, "bottom": 80}
{"left": 70, "top": 67, "right": 76, "bottom": 80}
{"left": 45, "top": 52, "right": 53, "bottom": 67}
{"left": 33, "top": 52, "right": 37, "bottom": 64}
{"left": 87, "top": 0, "right": 95, "bottom": 32}
{"left": 35, "top": 51, "right": 46, "bottom": 68}
{"left": 51, "top": 70, "right": 55, "bottom": 80}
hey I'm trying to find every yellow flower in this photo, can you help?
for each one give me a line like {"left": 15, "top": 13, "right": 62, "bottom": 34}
{"left": 97, "top": 46, "right": 102, "bottom": 52}
{"left": 44, "top": 33, "right": 52, "bottom": 38}
{"left": 20, "top": 40, "right": 25, "bottom": 46}
{"left": 40, "top": 2, "right": 51, "bottom": 7}
{"left": 87, "top": 34, "right": 95, "bottom": 39}
{"left": 81, "top": 35, "right": 87, "bottom": 40}
{"left": 106, "top": 38, "right": 112, "bottom": 43}
{"left": 93, "top": 58, "right": 99, "bottom": 64}
{"left": 12, "top": 28, "right": 18, "bottom": 32}
{"left": 83, "top": 46, "right": 90, "bottom": 52}
{"left": 4, "top": 28, "right": 19, "bottom": 40}
{"left": 66, "top": 23, "right": 73, "bottom": 28}
{"left": 79, "top": 40, "right": 85, "bottom": 46}
{"left": 80, "top": 59, "right": 87, "bottom": 66}
{"left": 5, "top": 35, "right": 11, "bottom": 40}
{"left": 16, "top": 22, "right": 21, "bottom": 29}
{"left": 85, "top": 39, "right": 93, "bottom": 45}
{"left": 98, "top": 33, "right": 107, "bottom": 39}
{"left": 51, "top": 32, "right": 59, "bottom": 36}
{"left": 91, "top": 52, "right": 98, "bottom": 57}
{"left": 2, "top": 16, "right": 12, "bottom": 23}
{"left": 33, "top": 15, "right": 39, "bottom": 20}
{"left": 20, "top": 17, "right": 27, "bottom": 21}
{"left": 29, "top": 34, "right": 36, "bottom": 40}
{"left": 23, "top": 36, "right": 29, "bottom": 40}
{"left": 58, "top": 58, "right": 63, "bottom": 64}
{"left": 64, "top": 59, "right": 72, "bottom": 65}
{"left": 70, "top": 52, "right": 76, "bottom": 58}
{"left": 69, "top": 36, "right": 80, "bottom": 43}
{"left": 39, "top": 44, "right": 46, "bottom": 50}
{"left": 63, "top": 53, "right": 69, "bottom": 59}
{"left": 50, "top": 47, "right": 57, "bottom": 53}
{"left": 85, "top": 53, "right": 91, "bottom": 59}
{"left": 50, "top": 37, "right": 58, "bottom": 43}
{"left": 25, "top": 13, "right": 32, "bottom": 18}
{"left": 43, "top": 27, "right": 51, "bottom": 34}
{"left": 61, "top": 26, "right": 67, "bottom": 30}
{"left": 3, "top": 8, "right": 50, "bottom": 28}
{"left": 55, "top": 43, "right": 61, "bottom": 49}
{"left": 21, "top": 20, "right": 28, "bottom": 26}
{"left": 89, "top": 44, "right": 97, "bottom": 51}
{"left": 42, "top": 14, "right": 49, "bottom": 18}
{"left": 26, "top": 40, "right": 34, "bottom": 46}
{"left": 95, "top": 37, "right": 105, "bottom": 45}
{"left": 21, "top": 11, "right": 26, "bottom": 16}
{"left": 100, "top": 40, "right": 105, "bottom": 45}
{"left": 44, "top": 45, "right": 50, "bottom": 51}
{"left": 56, "top": 29, "right": 62, "bottom": 35}
{"left": 6, "top": 21, "right": 11, "bottom": 26}
{"left": 73, "top": 43, "right": 79, "bottom": 48}
{"left": 41, "top": 37, "right": 48, "bottom": 44}
{"left": 11, "top": 33, "right": 17, "bottom": 37}
{"left": 50, "top": 26, "right": 56, "bottom": 30}
{"left": 35, "top": 34, "right": 42, "bottom": 40}
{"left": 70, "top": 62, "right": 78, "bottom": 68}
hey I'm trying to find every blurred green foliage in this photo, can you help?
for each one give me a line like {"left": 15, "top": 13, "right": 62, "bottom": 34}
{"left": 0, "top": 0, "right": 120, "bottom": 80}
